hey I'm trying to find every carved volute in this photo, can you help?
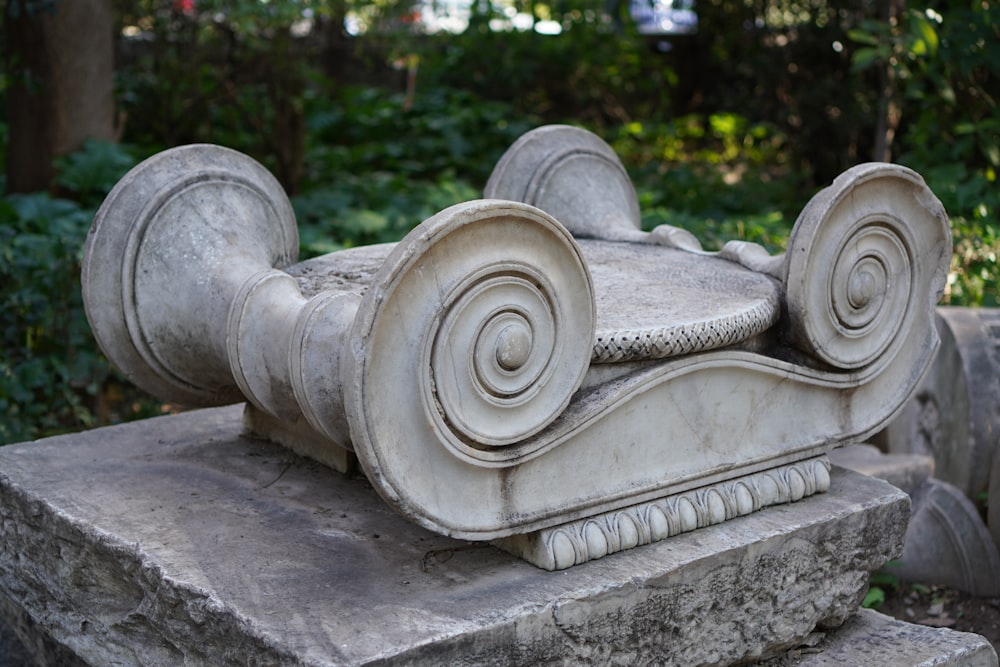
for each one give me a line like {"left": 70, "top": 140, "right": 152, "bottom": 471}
{"left": 82, "top": 126, "right": 951, "bottom": 567}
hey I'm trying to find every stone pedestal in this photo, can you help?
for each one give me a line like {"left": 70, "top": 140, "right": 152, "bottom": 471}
{"left": 753, "top": 609, "right": 997, "bottom": 667}
{"left": 0, "top": 406, "right": 917, "bottom": 666}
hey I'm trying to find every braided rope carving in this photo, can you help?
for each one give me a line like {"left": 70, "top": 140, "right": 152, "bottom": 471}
{"left": 592, "top": 298, "right": 780, "bottom": 363}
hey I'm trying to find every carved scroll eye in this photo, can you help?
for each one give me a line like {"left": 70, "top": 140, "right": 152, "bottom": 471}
{"left": 784, "top": 163, "right": 950, "bottom": 371}
{"left": 347, "top": 199, "right": 595, "bottom": 468}
{"left": 431, "top": 267, "right": 561, "bottom": 447}
{"left": 494, "top": 320, "right": 533, "bottom": 372}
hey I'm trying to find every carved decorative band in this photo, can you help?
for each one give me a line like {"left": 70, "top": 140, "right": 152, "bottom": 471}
{"left": 495, "top": 456, "right": 832, "bottom": 570}
{"left": 592, "top": 297, "right": 780, "bottom": 363}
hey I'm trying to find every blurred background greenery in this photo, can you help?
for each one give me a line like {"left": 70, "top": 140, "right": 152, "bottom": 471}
{"left": 1, "top": 0, "right": 997, "bottom": 443}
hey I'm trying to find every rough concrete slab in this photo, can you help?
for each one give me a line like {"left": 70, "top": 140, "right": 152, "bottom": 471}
{"left": 0, "top": 406, "right": 910, "bottom": 666}
{"left": 755, "top": 608, "right": 998, "bottom": 666}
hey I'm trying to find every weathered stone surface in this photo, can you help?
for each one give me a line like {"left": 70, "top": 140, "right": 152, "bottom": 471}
{"left": 831, "top": 444, "right": 1000, "bottom": 597}
{"left": 0, "top": 407, "right": 908, "bottom": 666}
{"left": 895, "top": 478, "right": 1000, "bottom": 597}
{"left": 755, "top": 609, "right": 998, "bottom": 667}
{"left": 880, "top": 307, "right": 1000, "bottom": 502}
{"left": 0, "top": 591, "right": 84, "bottom": 667}
{"left": 495, "top": 456, "right": 833, "bottom": 570}
{"left": 830, "top": 443, "right": 934, "bottom": 494}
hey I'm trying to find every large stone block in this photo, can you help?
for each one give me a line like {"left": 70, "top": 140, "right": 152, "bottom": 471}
{"left": 0, "top": 407, "right": 909, "bottom": 666}
{"left": 754, "top": 609, "right": 998, "bottom": 667}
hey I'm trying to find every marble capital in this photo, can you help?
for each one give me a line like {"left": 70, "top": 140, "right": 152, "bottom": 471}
{"left": 81, "top": 127, "right": 952, "bottom": 566}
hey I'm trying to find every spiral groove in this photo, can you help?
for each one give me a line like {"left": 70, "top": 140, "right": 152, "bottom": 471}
{"left": 783, "top": 164, "right": 937, "bottom": 371}
{"left": 349, "top": 200, "right": 594, "bottom": 470}
{"left": 823, "top": 220, "right": 912, "bottom": 367}
{"left": 432, "top": 267, "right": 567, "bottom": 447}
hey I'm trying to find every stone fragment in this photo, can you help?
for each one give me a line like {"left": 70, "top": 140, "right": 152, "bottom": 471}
{"left": 831, "top": 444, "right": 1000, "bottom": 597}
{"left": 830, "top": 443, "right": 933, "bottom": 494}
{"left": 880, "top": 307, "right": 1000, "bottom": 502}
{"left": 752, "top": 609, "right": 998, "bottom": 667}
{"left": 895, "top": 478, "right": 1000, "bottom": 597}
{"left": 77, "top": 132, "right": 951, "bottom": 566}
{"left": 0, "top": 408, "right": 908, "bottom": 666}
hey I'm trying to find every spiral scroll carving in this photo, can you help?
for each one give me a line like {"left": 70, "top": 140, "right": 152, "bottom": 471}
{"left": 432, "top": 266, "right": 570, "bottom": 447}
{"left": 784, "top": 163, "right": 950, "bottom": 371}
{"left": 348, "top": 200, "right": 595, "bottom": 469}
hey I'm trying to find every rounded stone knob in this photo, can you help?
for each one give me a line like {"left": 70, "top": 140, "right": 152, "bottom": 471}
{"left": 496, "top": 323, "right": 533, "bottom": 371}
{"left": 848, "top": 264, "right": 880, "bottom": 308}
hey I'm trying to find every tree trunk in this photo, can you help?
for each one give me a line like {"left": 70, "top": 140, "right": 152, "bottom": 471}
{"left": 873, "top": 0, "right": 905, "bottom": 162}
{"left": 5, "top": 0, "right": 116, "bottom": 194}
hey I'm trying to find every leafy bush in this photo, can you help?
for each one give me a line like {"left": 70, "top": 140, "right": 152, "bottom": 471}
{"left": 849, "top": 1, "right": 999, "bottom": 306}
{"left": 294, "top": 171, "right": 480, "bottom": 255}
{"left": 302, "top": 85, "right": 535, "bottom": 188}
{"left": 415, "top": 13, "right": 673, "bottom": 127}
{"left": 0, "top": 194, "right": 103, "bottom": 443}
{"left": 293, "top": 84, "right": 534, "bottom": 255}
{"left": 0, "top": 142, "right": 144, "bottom": 444}
{"left": 899, "top": 4, "right": 998, "bottom": 307}
{"left": 3, "top": 0, "right": 997, "bottom": 444}
{"left": 614, "top": 114, "right": 803, "bottom": 252}
{"left": 53, "top": 139, "right": 142, "bottom": 207}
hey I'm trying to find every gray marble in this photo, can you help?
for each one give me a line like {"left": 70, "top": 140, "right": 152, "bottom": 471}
{"left": 79, "top": 127, "right": 952, "bottom": 566}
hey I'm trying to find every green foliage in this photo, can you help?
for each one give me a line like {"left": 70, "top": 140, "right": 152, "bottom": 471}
{"left": 899, "top": 4, "right": 998, "bottom": 307}
{"left": 862, "top": 586, "right": 886, "bottom": 609}
{"left": 115, "top": 0, "right": 329, "bottom": 193}
{"left": 414, "top": 11, "right": 674, "bottom": 127}
{"left": 53, "top": 139, "right": 140, "bottom": 208}
{"left": 863, "top": 566, "right": 901, "bottom": 610}
{"left": 303, "top": 85, "right": 534, "bottom": 187}
{"left": 294, "top": 171, "right": 479, "bottom": 255}
{"left": 849, "top": 1, "right": 999, "bottom": 306}
{"left": 293, "top": 84, "right": 532, "bottom": 255}
{"left": 0, "top": 194, "right": 102, "bottom": 443}
{"left": 0, "top": 141, "right": 148, "bottom": 444}
{"left": 615, "top": 114, "right": 802, "bottom": 252}
{"left": 848, "top": 9, "right": 942, "bottom": 73}
{"left": 694, "top": 0, "right": 877, "bottom": 184}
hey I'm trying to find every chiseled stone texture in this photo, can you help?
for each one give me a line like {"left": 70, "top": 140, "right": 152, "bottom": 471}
{"left": 0, "top": 590, "right": 84, "bottom": 667}
{"left": 0, "top": 406, "right": 908, "bottom": 666}
{"left": 754, "top": 609, "right": 998, "bottom": 667}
